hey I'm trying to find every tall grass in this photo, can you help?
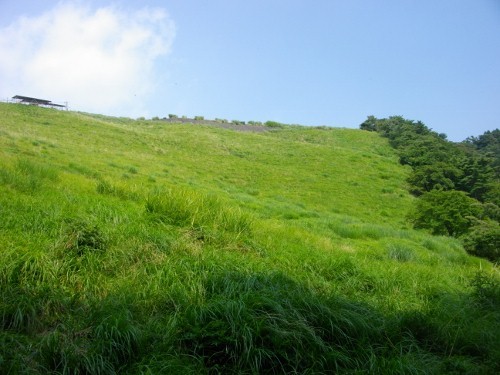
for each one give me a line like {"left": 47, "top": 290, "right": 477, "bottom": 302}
{"left": 145, "top": 188, "right": 253, "bottom": 243}
{"left": 0, "top": 158, "right": 58, "bottom": 193}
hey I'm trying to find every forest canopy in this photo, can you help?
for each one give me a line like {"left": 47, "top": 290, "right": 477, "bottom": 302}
{"left": 360, "top": 116, "right": 500, "bottom": 261}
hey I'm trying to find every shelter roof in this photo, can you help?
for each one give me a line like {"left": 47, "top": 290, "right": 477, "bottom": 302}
{"left": 12, "top": 95, "right": 66, "bottom": 108}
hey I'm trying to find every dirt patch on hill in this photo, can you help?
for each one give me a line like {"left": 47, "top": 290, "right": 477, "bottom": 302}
{"left": 161, "top": 117, "right": 270, "bottom": 133}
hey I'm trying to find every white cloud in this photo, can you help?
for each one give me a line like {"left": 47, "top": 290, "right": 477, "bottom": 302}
{"left": 0, "top": 3, "right": 175, "bottom": 116}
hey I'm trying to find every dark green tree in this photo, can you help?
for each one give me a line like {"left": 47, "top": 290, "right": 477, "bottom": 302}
{"left": 462, "top": 219, "right": 500, "bottom": 262}
{"left": 410, "top": 190, "right": 482, "bottom": 236}
{"left": 464, "top": 129, "right": 500, "bottom": 178}
{"left": 359, "top": 115, "right": 378, "bottom": 131}
{"left": 457, "top": 155, "right": 496, "bottom": 201}
{"left": 408, "top": 162, "right": 462, "bottom": 195}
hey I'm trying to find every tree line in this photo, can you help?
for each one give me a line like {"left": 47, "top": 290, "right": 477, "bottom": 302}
{"left": 360, "top": 116, "right": 499, "bottom": 262}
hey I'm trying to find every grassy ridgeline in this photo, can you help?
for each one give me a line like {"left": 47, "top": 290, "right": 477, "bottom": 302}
{"left": 0, "top": 103, "right": 498, "bottom": 374}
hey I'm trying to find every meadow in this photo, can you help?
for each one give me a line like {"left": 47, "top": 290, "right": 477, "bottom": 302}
{"left": 0, "top": 103, "right": 498, "bottom": 374}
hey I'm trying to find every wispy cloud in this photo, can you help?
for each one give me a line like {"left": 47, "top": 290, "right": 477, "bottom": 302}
{"left": 0, "top": 3, "right": 175, "bottom": 116}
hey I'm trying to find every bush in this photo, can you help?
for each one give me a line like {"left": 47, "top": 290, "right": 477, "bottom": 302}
{"left": 265, "top": 121, "right": 285, "bottom": 128}
{"left": 359, "top": 115, "right": 378, "bottom": 131}
{"left": 410, "top": 190, "right": 481, "bottom": 236}
{"left": 194, "top": 116, "right": 204, "bottom": 121}
{"left": 461, "top": 220, "right": 500, "bottom": 262}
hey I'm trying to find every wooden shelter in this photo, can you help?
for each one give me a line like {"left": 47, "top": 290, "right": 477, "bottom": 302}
{"left": 12, "top": 95, "right": 67, "bottom": 109}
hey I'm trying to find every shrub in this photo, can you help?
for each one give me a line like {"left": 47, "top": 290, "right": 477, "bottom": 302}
{"left": 265, "top": 121, "right": 285, "bottom": 128}
{"left": 248, "top": 121, "right": 262, "bottom": 126}
{"left": 168, "top": 114, "right": 178, "bottom": 119}
{"left": 480, "top": 202, "right": 500, "bottom": 221}
{"left": 194, "top": 116, "right": 204, "bottom": 121}
{"left": 461, "top": 220, "right": 500, "bottom": 262}
{"left": 359, "top": 115, "right": 378, "bottom": 131}
{"left": 410, "top": 190, "right": 481, "bottom": 236}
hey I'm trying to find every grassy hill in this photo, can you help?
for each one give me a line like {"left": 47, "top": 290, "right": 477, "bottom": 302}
{"left": 0, "top": 103, "right": 498, "bottom": 374}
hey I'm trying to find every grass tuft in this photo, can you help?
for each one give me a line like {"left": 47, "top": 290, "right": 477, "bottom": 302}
{"left": 146, "top": 188, "right": 253, "bottom": 238}
{"left": 387, "top": 243, "right": 415, "bottom": 262}
{"left": 62, "top": 218, "right": 107, "bottom": 255}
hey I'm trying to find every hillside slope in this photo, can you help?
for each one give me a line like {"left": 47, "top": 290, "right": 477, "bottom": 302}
{"left": 0, "top": 103, "right": 498, "bottom": 374}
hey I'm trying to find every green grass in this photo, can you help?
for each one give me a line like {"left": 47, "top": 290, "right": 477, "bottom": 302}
{"left": 0, "top": 102, "right": 498, "bottom": 374}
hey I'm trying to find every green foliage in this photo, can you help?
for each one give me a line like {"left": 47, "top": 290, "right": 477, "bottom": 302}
{"left": 408, "top": 162, "right": 462, "bottom": 195}
{"left": 461, "top": 219, "right": 500, "bottom": 262}
{"left": 484, "top": 182, "right": 500, "bottom": 206}
{"left": 397, "top": 135, "right": 456, "bottom": 167}
{"left": 247, "top": 120, "right": 262, "bottom": 126}
{"left": 363, "top": 116, "right": 499, "bottom": 262}
{"left": 464, "top": 128, "right": 500, "bottom": 177}
{"left": 194, "top": 115, "right": 204, "bottom": 121}
{"left": 481, "top": 202, "right": 500, "bottom": 221}
{"left": 359, "top": 115, "right": 378, "bottom": 131}
{"left": 264, "top": 120, "right": 285, "bottom": 128}
{"left": 457, "top": 155, "right": 496, "bottom": 202}
{"left": 410, "top": 190, "right": 482, "bottom": 236}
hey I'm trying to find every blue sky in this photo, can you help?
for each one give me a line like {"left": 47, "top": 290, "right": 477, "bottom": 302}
{"left": 1, "top": 0, "right": 499, "bottom": 141}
